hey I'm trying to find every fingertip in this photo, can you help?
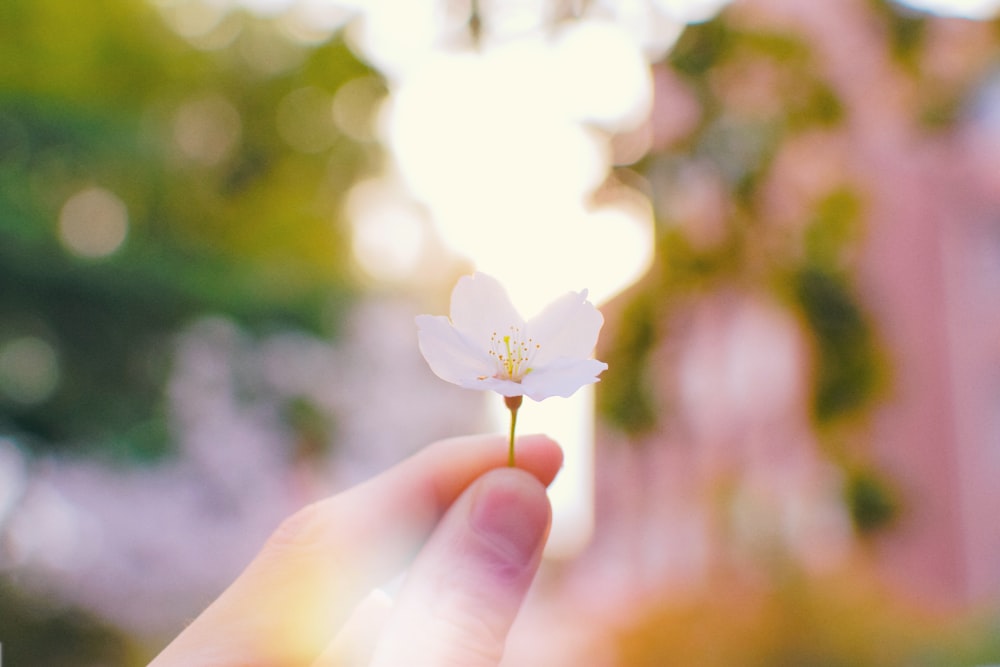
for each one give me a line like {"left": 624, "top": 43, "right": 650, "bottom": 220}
{"left": 512, "top": 433, "right": 564, "bottom": 487}
{"left": 417, "top": 433, "right": 563, "bottom": 498}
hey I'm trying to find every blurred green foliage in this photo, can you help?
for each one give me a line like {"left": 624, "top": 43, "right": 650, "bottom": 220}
{"left": 0, "top": 0, "right": 375, "bottom": 460}
{"left": 0, "top": 580, "right": 137, "bottom": 666}
{"left": 868, "top": 0, "right": 929, "bottom": 69}
{"left": 793, "top": 188, "right": 886, "bottom": 426}
{"left": 845, "top": 465, "right": 901, "bottom": 535}
{"left": 598, "top": 288, "right": 660, "bottom": 435}
{"left": 793, "top": 265, "right": 881, "bottom": 424}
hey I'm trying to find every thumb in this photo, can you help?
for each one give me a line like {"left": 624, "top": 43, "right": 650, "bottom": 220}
{"left": 368, "top": 468, "right": 551, "bottom": 667}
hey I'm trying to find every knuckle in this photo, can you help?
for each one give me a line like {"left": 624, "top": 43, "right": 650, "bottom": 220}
{"left": 265, "top": 502, "right": 326, "bottom": 551}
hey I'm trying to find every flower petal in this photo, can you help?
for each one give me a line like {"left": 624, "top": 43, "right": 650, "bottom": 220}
{"left": 416, "top": 314, "right": 494, "bottom": 386}
{"left": 526, "top": 289, "right": 605, "bottom": 366}
{"left": 519, "top": 358, "right": 608, "bottom": 401}
{"left": 462, "top": 376, "right": 527, "bottom": 397}
{"left": 449, "top": 272, "right": 525, "bottom": 347}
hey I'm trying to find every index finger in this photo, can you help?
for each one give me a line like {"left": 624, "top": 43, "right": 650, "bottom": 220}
{"left": 149, "top": 434, "right": 563, "bottom": 667}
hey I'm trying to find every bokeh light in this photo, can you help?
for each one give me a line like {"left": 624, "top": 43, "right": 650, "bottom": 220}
{"left": 346, "top": 176, "right": 428, "bottom": 283}
{"left": 0, "top": 337, "right": 59, "bottom": 406}
{"left": 331, "top": 75, "right": 385, "bottom": 142}
{"left": 57, "top": 187, "right": 129, "bottom": 259}
{"left": 550, "top": 20, "right": 653, "bottom": 131}
{"left": 173, "top": 94, "right": 242, "bottom": 165}
{"left": 6, "top": 481, "right": 96, "bottom": 572}
{"left": 345, "top": 0, "right": 467, "bottom": 82}
{"left": 276, "top": 86, "right": 337, "bottom": 153}
{"left": 151, "top": 0, "right": 231, "bottom": 44}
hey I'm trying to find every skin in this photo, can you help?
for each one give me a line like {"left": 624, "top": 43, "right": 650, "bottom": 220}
{"left": 149, "top": 433, "right": 564, "bottom": 667}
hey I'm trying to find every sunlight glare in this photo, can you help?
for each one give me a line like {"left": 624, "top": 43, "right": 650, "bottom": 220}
{"left": 347, "top": 178, "right": 428, "bottom": 283}
{"left": 450, "top": 198, "right": 654, "bottom": 318}
{"left": 654, "top": 0, "right": 734, "bottom": 23}
{"left": 346, "top": 0, "right": 458, "bottom": 82}
{"left": 386, "top": 34, "right": 654, "bottom": 310}
{"left": 386, "top": 46, "right": 607, "bottom": 216}
{"left": 552, "top": 20, "right": 653, "bottom": 131}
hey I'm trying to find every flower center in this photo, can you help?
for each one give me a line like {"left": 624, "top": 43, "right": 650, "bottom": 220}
{"left": 487, "top": 326, "right": 540, "bottom": 381}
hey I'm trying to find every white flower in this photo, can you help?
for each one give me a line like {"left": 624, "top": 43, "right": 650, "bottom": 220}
{"left": 416, "top": 272, "right": 608, "bottom": 401}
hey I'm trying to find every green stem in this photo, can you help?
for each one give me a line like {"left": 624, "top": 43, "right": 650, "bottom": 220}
{"left": 504, "top": 395, "right": 523, "bottom": 467}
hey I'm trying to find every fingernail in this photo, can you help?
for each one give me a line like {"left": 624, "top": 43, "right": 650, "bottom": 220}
{"left": 469, "top": 471, "right": 549, "bottom": 569}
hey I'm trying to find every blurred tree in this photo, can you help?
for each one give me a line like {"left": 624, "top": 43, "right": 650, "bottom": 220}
{"left": 0, "top": 0, "right": 376, "bottom": 460}
{"left": 598, "top": 16, "right": 875, "bottom": 441}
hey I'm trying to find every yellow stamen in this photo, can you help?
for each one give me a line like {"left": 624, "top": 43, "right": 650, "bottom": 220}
{"left": 488, "top": 326, "right": 539, "bottom": 381}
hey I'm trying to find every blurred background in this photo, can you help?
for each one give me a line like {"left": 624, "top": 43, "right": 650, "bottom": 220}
{"left": 3, "top": 0, "right": 1000, "bottom": 664}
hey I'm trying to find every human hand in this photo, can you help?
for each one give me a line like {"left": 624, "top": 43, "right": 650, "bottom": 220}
{"left": 148, "top": 434, "right": 564, "bottom": 667}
